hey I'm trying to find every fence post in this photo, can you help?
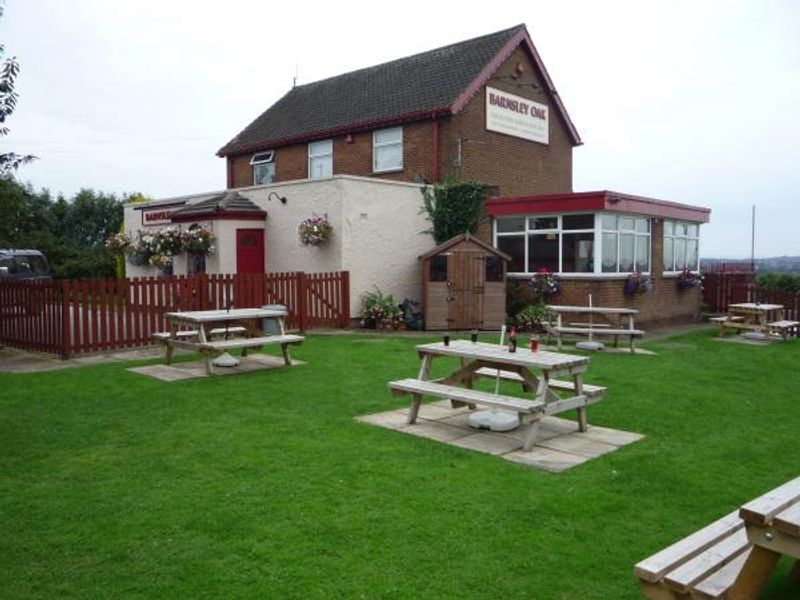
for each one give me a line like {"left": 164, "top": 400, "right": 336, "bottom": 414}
{"left": 340, "top": 271, "right": 350, "bottom": 329}
{"left": 297, "top": 272, "right": 308, "bottom": 332}
{"left": 60, "top": 281, "right": 70, "bottom": 359}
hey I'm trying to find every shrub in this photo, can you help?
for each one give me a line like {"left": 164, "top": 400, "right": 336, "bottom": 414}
{"left": 360, "top": 287, "right": 403, "bottom": 330}
{"left": 510, "top": 302, "right": 553, "bottom": 333}
{"left": 421, "top": 180, "right": 487, "bottom": 244}
{"left": 758, "top": 272, "right": 800, "bottom": 293}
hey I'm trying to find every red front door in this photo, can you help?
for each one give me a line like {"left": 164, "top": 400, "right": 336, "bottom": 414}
{"left": 236, "top": 229, "right": 265, "bottom": 274}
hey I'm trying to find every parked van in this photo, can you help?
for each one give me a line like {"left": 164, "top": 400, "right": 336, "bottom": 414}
{"left": 0, "top": 249, "right": 52, "bottom": 281}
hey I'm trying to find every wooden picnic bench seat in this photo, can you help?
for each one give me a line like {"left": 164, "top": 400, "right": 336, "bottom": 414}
{"left": 767, "top": 320, "right": 800, "bottom": 340}
{"left": 388, "top": 378, "right": 549, "bottom": 451}
{"left": 151, "top": 326, "right": 248, "bottom": 342}
{"left": 634, "top": 510, "right": 752, "bottom": 599}
{"left": 548, "top": 325, "right": 645, "bottom": 353}
{"left": 473, "top": 367, "right": 607, "bottom": 399}
{"left": 199, "top": 334, "right": 304, "bottom": 351}
{"left": 708, "top": 316, "right": 744, "bottom": 323}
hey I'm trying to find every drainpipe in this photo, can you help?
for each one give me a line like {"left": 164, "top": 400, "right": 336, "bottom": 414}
{"left": 226, "top": 157, "right": 234, "bottom": 189}
{"left": 431, "top": 115, "right": 440, "bottom": 183}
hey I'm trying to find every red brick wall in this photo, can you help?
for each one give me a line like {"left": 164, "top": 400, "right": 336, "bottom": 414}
{"left": 440, "top": 46, "right": 574, "bottom": 198}
{"left": 227, "top": 120, "right": 440, "bottom": 188}
{"left": 507, "top": 222, "right": 703, "bottom": 328}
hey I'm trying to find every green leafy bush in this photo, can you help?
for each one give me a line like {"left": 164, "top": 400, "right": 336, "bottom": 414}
{"left": 420, "top": 180, "right": 487, "bottom": 244}
{"left": 359, "top": 287, "right": 403, "bottom": 329}
{"left": 509, "top": 302, "right": 553, "bottom": 333}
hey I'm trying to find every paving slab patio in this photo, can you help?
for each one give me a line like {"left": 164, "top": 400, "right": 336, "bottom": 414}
{"left": 128, "top": 354, "right": 304, "bottom": 381}
{"left": 357, "top": 401, "right": 644, "bottom": 473}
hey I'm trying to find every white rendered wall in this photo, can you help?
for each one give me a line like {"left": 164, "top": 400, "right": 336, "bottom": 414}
{"left": 338, "top": 178, "right": 435, "bottom": 316}
{"left": 123, "top": 176, "right": 435, "bottom": 317}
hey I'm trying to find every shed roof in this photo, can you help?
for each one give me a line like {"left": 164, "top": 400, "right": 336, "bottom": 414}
{"left": 486, "top": 191, "right": 711, "bottom": 223}
{"left": 170, "top": 191, "right": 267, "bottom": 222}
{"left": 218, "top": 24, "right": 581, "bottom": 156}
{"left": 419, "top": 233, "right": 511, "bottom": 261}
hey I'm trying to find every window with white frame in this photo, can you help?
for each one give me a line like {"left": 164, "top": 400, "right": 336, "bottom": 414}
{"left": 494, "top": 214, "right": 597, "bottom": 274}
{"left": 601, "top": 215, "right": 650, "bottom": 273}
{"left": 251, "top": 151, "right": 275, "bottom": 185}
{"left": 663, "top": 220, "right": 699, "bottom": 271}
{"left": 308, "top": 140, "right": 333, "bottom": 179}
{"left": 373, "top": 127, "right": 403, "bottom": 172}
{"left": 494, "top": 213, "right": 652, "bottom": 275}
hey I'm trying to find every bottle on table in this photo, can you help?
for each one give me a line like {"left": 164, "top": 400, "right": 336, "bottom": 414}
{"left": 508, "top": 327, "right": 517, "bottom": 353}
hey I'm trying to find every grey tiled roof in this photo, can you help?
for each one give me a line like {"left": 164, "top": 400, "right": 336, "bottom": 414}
{"left": 170, "top": 192, "right": 265, "bottom": 219}
{"left": 217, "top": 25, "right": 526, "bottom": 156}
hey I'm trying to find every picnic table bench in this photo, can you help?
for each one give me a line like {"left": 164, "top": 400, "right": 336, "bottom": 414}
{"left": 154, "top": 308, "right": 304, "bottom": 375}
{"left": 546, "top": 305, "right": 645, "bottom": 353}
{"left": 635, "top": 475, "right": 800, "bottom": 599}
{"left": 713, "top": 303, "right": 797, "bottom": 340}
{"left": 389, "top": 340, "right": 603, "bottom": 451}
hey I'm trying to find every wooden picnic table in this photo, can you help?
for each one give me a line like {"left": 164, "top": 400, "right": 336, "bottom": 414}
{"left": 546, "top": 304, "right": 644, "bottom": 352}
{"left": 389, "top": 340, "right": 605, "bottom": 451}
{"left": 157, "top": 308, "right": 304, "bottom": 375}
{"left": 729, "top": 475, "right": 800, "bottom": 598}
{"left": 712, "top": 303, "right": 788, "bottom": 338}
{"left": 635, "top": 475, "right": 800, "bottom": 599}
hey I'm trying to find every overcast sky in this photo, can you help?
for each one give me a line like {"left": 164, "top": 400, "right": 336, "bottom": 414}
{"left": 2, "top": 0, "right": 798, "bottom": 258}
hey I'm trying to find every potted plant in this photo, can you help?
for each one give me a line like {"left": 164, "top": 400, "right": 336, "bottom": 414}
{"left": 529, "top": 268, "right": 562, "bottom": 297}
{"left": 677, "top": 267, "right": 703, "bottom": 289}
{"left": 359, "top": 287, "right": 403, "bottom": 330}
{"left": 624, "top": 271, "right": 652, "bottom": 295}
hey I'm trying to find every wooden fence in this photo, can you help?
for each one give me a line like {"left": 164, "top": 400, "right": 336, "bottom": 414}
{"left": 0, "top": 271, "right": 350, "bottom": 357}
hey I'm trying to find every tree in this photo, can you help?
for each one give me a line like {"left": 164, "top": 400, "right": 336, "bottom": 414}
{"left": 0, "top": 3, "right": 36, "bottom": 173}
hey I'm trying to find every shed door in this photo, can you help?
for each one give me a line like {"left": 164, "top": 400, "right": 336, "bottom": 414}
{"left": 236, "top": 229, "right": 265, "bottom": 274}
{"left": 450, "top": 250, "right": 484, "bottom": 329}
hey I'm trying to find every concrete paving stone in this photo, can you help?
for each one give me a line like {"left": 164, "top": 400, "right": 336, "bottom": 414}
{"left": 355, "top": 410, "right": 408, "bottom": 430}
{"left": 503, "top": 447, "right": 589, "bottom": 473}
{"left": 400, "top": 420, "right": 471, "bottom": 442}
{"left": 448, "top": 432, "right": 523, "bottom": 455}
{"left": 397, "top": 403, "right": 460, "bottom": 421}
{"left": 127, "top": 355, "right": 303, "bottom": 381}
{"left": 437, "top": 412, "right": 475, "bottom": 430}
{"left": 427, "top": 399, "right": 472, "bottom": 414}
{"left": 537, "top": 433, "right": 618, "bottom": 458}
{"left": 582, "top": 425, "right": 645, "bottom": 447}
{"left": 127, "top": 364, "right": 200, "bottom": 381}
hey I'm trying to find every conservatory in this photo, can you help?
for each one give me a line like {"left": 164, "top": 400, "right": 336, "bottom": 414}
{"left": 486, "top": 190, "right": 711, "bottom": 327}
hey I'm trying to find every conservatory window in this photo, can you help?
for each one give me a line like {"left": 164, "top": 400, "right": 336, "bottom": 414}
{"left": 494, "top": 214, "right": 596, "bottom": 274}
{"left": 600, "top": 215, "right": 650, "bottom": 273}
{"left": 664, "top": 220, "right": 700, "bottom": 271}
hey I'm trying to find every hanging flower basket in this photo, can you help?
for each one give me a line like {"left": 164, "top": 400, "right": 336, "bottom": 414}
{"left": 298, "top": 213, "right": 333, "bottom": 246}
{"left": 181, "top": 224, "right": 216, "bottom": 255}
{"left": 529, "top": 268, "right": 562, "bottom": 297}
{"left": 624, "top": 271, "right": 652, "bottom": 295}
{"left": 148, "top": 253, "right": 173, "bottom": 275}
{"left": 677, "top": 267, "right": 703, "bottom": 289}
{"left": 105, "top": 232, "right": 132, "bottom": 255}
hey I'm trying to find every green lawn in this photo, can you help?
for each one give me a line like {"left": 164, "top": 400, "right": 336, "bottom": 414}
{"left": 1, "top": 330, "right": 799, "bottom": 599}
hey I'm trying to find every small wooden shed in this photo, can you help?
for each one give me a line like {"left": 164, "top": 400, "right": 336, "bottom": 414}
{"left": 421, "top": 233, "right": 510, "bottom": 331}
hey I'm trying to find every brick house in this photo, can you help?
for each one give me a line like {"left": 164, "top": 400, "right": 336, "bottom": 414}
{"left": 217, "top": 24, "right": 580, "bottom": 197}
{"left": 127, "top": 24, "right": 710, "bottom": 328}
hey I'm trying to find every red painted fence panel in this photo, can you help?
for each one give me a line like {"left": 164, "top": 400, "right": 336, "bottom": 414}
{"left": 0, "top": 271, "right": 350, "bottom": 357}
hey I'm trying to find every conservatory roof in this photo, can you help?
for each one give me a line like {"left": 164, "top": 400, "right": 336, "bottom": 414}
{"left": 486, "top": 191, "right": 711, "bottom": 223}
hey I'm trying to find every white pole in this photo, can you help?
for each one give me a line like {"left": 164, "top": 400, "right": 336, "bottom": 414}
{"left": 588, "top": 293, "right": 594, "bottom": 342}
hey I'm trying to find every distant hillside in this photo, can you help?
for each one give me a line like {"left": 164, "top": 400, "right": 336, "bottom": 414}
{"left": 701, "top": 256, "right": 800, "bottom": 274}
